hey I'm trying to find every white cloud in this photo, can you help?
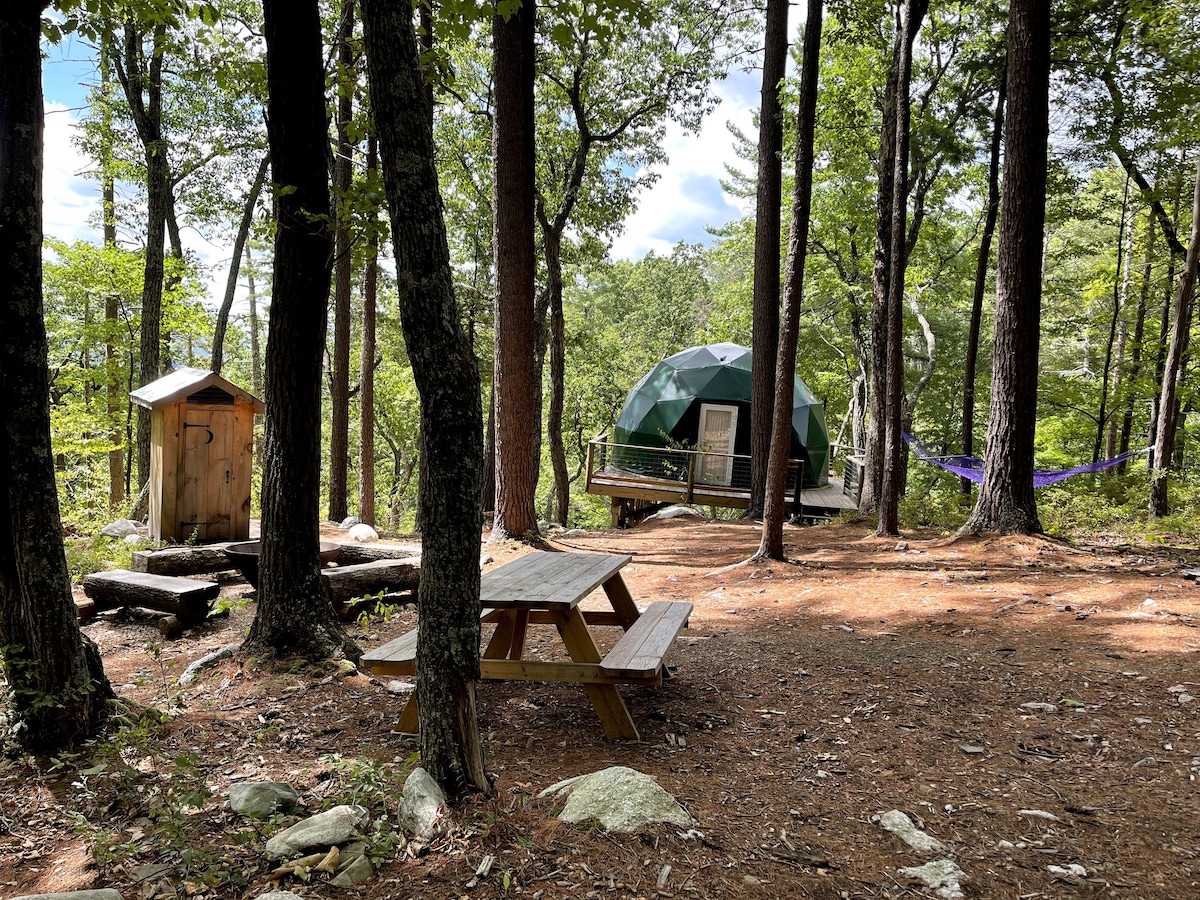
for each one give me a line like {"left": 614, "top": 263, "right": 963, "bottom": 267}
{"left": 42, "top": 102, "right": 100, "bottom": 245}
{"left": 609, "top": 74, "right": 757, "bottom": 261}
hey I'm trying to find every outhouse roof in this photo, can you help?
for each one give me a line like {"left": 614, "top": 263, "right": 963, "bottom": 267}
{"left": 130, "top": 367, "right": 265, "bottom": 413}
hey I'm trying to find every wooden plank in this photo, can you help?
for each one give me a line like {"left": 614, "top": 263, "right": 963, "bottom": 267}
{"left": 478, "top": 659, "right": 660, "bottom": 686}
{"left": 480, "top": 551, "right": 631, "bottom": 610}
{"left": 393, "top": 693, "right": 419, "bottom": 734}
{"left": 161, "top": 404, "right": 180, "bottom": 542}
{"left": 361, "top": 629, "right": 419, "bottom": 675}
{"left": 601, "top": 574, "right": 641, "bottom": 629}
{"left": 81, "top": 570, "right": 218, "bottom": 620}
{"left": 600, "top": 600, "right": 692, "bottom": 678}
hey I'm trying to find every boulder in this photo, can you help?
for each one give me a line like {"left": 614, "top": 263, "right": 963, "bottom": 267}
{"left": 347, "top": 523, "right": 379, "bottom": 543}
{"left": 229, "top": 782, "right": 300, "bottom": 818}
{"left": 396, "top": 768, "right": 447, "bottom": 839}
{"left": 100, "top": 519, "right": 140, "bottom": 538}
{"left": 339, "top": 516, "right": 361, "bottom": 529}
{"left": 539, "top": 766, "right": 693, "bottom": 833}
{"left": 264, "top": 805, "right": 368, "bottom": 858}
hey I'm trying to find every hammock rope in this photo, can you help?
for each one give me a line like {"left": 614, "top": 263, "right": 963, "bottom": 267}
{"left": 902, "top": 433, "right": 1147, "bottom": 487}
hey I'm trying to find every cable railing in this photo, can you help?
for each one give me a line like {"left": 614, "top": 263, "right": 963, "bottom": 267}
{"left": 586, "top": 435, "right": 801, "bottom": 497}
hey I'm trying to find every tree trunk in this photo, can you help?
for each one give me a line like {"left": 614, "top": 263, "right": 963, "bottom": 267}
{"left": 247, "top": 245, "right": 265, "bottom": 467}
{"left": 0, "top": 0, "right": 115, "bottom": 752}
{"left": 245, "top": 0, "right": 353, "bottom": 661}
{"left": 211, "top": 153, "right": 270, "bottom": 374}
{"left": 1093, "top": 174, "right": 1130, "bottom": 463}
{"left": 1147, "top": 155, "right": 1187, "bottom": 468}
{"left": 361, "top": 0, "right": 490, "bottom": 796}
{"left": 758, "top": 0, "right": 823, "bottom": 560}
{"left": 491, "top": 1, "right": 541, "bottom": 541}
{"left": 1106, "top": 211, "right": 1135, "bottom": 460}
{"left": 962, "top": 67, "right": 1005, "bottom": 495}
{"left": 1118, "top": 209, "right": 1154, "bottom": 469}
{"left": 1149, "top": 159, "right": 1200, "bottom": 517}
{"left": 359, "top": 135, "right": 379, "bottom": 527}
{"left": 328, "top": 0, "right": 356, "bottom": 524}
{"left": 482, "top": 389, "right": 496, "bottom": 514}
{"left": 878, "top": 0, "right": 929, "bottom": 537}
{"left": 116, "top": 22, "right": 170, "bottom": 494}
{"left": 544, "top": 226, "right": 570, "bottom": 524}
{"left": 859, "top": 30, "right": 901, "bottom": 517}
{"left": 100, "top": 31, "right": 125, "bottom": 509}
{"left": 747, "top": 0, "right": 790, "bottom": 520}
{"left": 961, "top": 0, "right": 1051, "bottom": 536}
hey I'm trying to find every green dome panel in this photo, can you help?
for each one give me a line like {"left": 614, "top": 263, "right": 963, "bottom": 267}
{"left": 611, "top": 343, "right": 829, "bottom": 487}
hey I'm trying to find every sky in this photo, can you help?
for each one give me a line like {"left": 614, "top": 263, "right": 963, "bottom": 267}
{"left": 39, "top": 23, "right": 785, "bottom": 299}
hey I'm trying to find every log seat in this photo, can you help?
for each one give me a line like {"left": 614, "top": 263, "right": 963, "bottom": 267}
{"left": 82, "top": 570, "right": 219, "bottom": 621}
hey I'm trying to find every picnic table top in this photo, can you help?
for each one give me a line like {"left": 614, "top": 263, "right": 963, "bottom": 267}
{"left": 479, "top": 550, "right": 632, "bottom": 611}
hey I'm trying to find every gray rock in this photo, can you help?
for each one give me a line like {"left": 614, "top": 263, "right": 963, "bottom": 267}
{"left": 897, "top": 859, "right": 967, "bottom": 900}
{"left": 331, "top": 855, "right": 374, "bottom": 887}
{"left": 264, "top": 804, "right": 368, "bottom": 858}
{"left": 386, "top": 680, "right": 413, "bottom": 696}
{"left": 347, "top": 523, "right": 378, "bottom": 543}
{"left": 1020, "top": 702, "right": 1058, "bottom": 713}
{"left": 876, "top": 810, "right": 945, "bottom": 853}
{"left": 100, "top": 518, "right": 140, "bottom": 538}
{"left": 179, "top": 644, "right": 238, "bottom": 686}
{"left": 12, "top": 893, "right": 124, "bottom": 900}
{"left": 397, "top": 768, "right": 447, "bottom": 839}
{"left": 123, "top": 534, "right": 145, "bottom": 546}
{"left": 339, "top": 516, "right": 361, "bottom": 529}
{"left": 253, "top": 893, "right": 306, "bottom": 900}
{"left": 539, "top": 766, "right": 693, "bottom": 833}
{"left": 128, "top": 862, "right": 173, "bottom": 882}
{"left": 229, "top": 781, "right": 299, "bottom": 818}
{"left": 645, "top": 506, "right": 703, "bottom": 521}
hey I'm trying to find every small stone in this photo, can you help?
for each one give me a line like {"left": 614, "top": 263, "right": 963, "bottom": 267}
{"left": 540, "top": 766, "right": 693, "bottom": 833}
{"left": 895, "top": 541, "right": 908, "bottom": 551}
{"left": 397, "top": 768, "right": 448, "bottom": 839}
{"left": 124, "top": 533, "right": 145, "bottom": 545}
{"left": 229, "top": 782, "right": 299, "bottom": 818}
{"left": 959, "top": 745, "right": 986, "bottom": 755}
{"left": 1018, "top": 809, "right": 1060, "bottom": 822}
{"left": 742, "top": 875, "right": 763, "bottom": 886}
{"left": 336, "top": 659, "right": 358, "bottom": 677}
{"left": 12, "top": 892, "right": 125, "bottom": 900}
{"left": 897, "top": 859, "right": 967, "bottom": 900}
{"left": 1020, "top": 702, "right": 1058, "bottom": 713}
{"left": 386, "top": 680, "right": 413, "bottom": 696}
{"left": 254, "top": 893, "right": 306, "bottom": 900}
{"left": 331, "top": 855, "right": 374, "bottom": 887}
{"left": 875, "top": 810, "right": 944, "bottom": 853}
{"left": 339, "top": 516, "right": 361, "bottom": 529}
{"left": 264, "top": 805, "right": 368, "bottom": 858}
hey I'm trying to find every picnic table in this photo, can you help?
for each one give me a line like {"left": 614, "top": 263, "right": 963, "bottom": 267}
{"left": 361, "top": 550, "right": 693, "bottom": 741}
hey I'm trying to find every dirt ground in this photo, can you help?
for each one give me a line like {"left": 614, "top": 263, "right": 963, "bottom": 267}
{"left": 4, "top": 516, "right": 1200, "bottom": 899}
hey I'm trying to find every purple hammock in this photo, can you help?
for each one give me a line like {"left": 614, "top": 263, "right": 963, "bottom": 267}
{"left": 902, "top": 433, "right": 1146, "bottom": 488}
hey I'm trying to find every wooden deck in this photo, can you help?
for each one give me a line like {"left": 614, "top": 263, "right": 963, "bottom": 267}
{"left": 585, "top": 437, "right": 860, "bottom": 527}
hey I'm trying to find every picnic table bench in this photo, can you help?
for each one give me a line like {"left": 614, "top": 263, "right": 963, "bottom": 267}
{"left": 361, "top": 550, "right": 692, "bottom": 741}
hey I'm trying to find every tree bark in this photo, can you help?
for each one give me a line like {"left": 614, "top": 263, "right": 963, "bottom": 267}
{"left": 859, "top": 29, "right": 901, "bottom": 517}
{"left": 100, "top": 30, "right": 126, "bottom": 508}
{"left": 1117, "top": 209, "right": 1154, "bottom": 469}
{"left": 361, "top": 0, "right": 490, "bottom": 796}
{"left": 211, "top": 152, "right": 270, "bottom": 375}
{"left": 328, "top": 0, "right": 357, "bottom": 524}
{"left": 962, "top": 67, "right": 1005, "bottom": 495}
{"left": 758, "top": 0, "right": 823, "bottom": 560}
{"left": 878, "top": 0, "right": 929, "bottom": 537}
{"left": 746, "top": 0, "right": 790, "bottom": 520}
{"left": 1149, "top": 159, "right": 1200, "bottom": 517}
{"left": 0, "top": 0, "right": 115, "bottom": 752}
{"left": 961, "top": 0, "right": 1051, "bottom": 536}
{"left": 359, "top": 135, "right": 379, "bottom": 527}
{"left": 491, "top": 2, "right": 541, "bottom": 541}
{"left": 244, "top": 0, "right": 354, "bottom": 660}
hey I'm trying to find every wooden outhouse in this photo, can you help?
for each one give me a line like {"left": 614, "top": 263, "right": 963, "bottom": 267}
{"left": 130, "top": 368, "right": 264, "bottom": 543}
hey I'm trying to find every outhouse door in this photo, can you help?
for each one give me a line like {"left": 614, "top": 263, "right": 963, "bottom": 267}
{"left": 697, "top": 403, "right": 738, "bottom": 486}
{"left": 179, "top": 406, "right": 234, "bottom": 541}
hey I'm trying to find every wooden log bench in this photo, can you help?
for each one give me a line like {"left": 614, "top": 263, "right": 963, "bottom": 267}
{"left": 81, "top": 570, "right": 220, "bottom": 622}
{"left": 321, "top": 558, "right": 421, "bottom": 605}
{"left": 131, "top": 544, "right": 239, "bottom": 576}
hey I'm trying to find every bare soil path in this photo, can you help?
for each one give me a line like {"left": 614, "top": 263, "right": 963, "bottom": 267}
{"left": 3, "top": 518, "right": 1199, "bottom": 899}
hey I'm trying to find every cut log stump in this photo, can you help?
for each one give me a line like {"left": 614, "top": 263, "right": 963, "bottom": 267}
{"left": 320, "top": 559, "right": 420, "bottom": 604}
{"left": 82, "top": 570, "right": 219, "bottom": 621}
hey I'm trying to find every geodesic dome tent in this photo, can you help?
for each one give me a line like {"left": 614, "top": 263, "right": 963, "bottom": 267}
{"left": 611, "top": 343, "right": 829, "bottom": 488}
